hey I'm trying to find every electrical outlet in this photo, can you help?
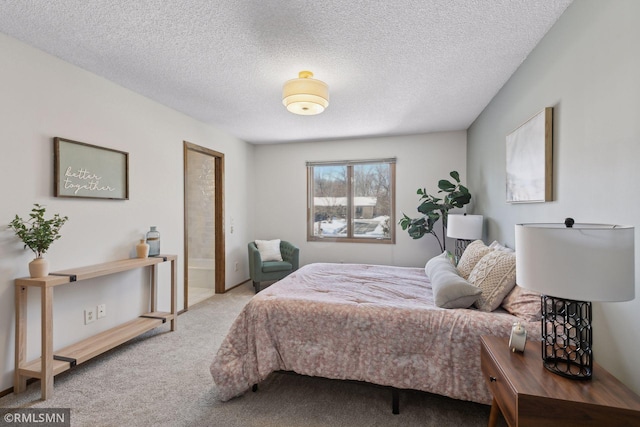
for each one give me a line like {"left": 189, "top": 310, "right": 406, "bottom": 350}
{"left": 97, "top": 304, "right": 106, "bottom": 319}
{"left": 84, "top": 307, "right": 96, "bottom": 324}
{"left": 234, "top": 261, "right": 239, "bottom": 272}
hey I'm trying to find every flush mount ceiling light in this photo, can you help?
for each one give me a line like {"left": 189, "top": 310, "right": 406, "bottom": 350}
{"left": 282, "top": 71, "right": 329, "bottom": 115}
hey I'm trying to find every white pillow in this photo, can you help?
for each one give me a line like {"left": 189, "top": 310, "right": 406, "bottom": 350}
{"left": 489, "top": 240, "right": 515, "bottom": 253}
{"left": 255, "top": 239, "right": 283, "bottom": 262}
{"left": 425, "top": 252, "right": 482, "bottom": 309}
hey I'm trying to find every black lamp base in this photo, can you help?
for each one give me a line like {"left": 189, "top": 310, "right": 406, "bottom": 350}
{"left": 454, "top": 239, "right": 472, "bottom": 260}
{"left": 540, "top": 295, "right": 593, "bottom": 380}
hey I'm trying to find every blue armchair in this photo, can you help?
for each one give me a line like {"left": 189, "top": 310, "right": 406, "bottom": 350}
{"left": 248, "top": 240, "right": 299, "bottom": 293}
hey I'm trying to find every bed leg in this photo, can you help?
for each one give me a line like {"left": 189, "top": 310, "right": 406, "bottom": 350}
{"left": 392, "top": 388, "right": 399, "bottom": 415}
{"left": 252, "top": 384, "right": 258, "bottom": 392}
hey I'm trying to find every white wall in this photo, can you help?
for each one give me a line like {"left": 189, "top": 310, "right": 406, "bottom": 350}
{"left": 0, "top": 33, "right": 254, "bottom": 392}
{"left": 253, "top": 132, "right": 467, "bottom": 268}
{"left": 468, "top": 0, "right": 640, "bottom": 394}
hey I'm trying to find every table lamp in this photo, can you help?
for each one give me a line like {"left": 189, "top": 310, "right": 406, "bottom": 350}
{"left": 515, "top": 219, "right": 635, "bottom": 379}
{"left": 447, "top": 214, "right": 483, "bottom": 260}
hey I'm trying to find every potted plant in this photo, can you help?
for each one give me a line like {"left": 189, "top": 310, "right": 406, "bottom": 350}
{"left": 398, "top": 171, "right": 471, "bottom": 252}
{"left": 8, "top": 204, "right": 68, "bottom": 278}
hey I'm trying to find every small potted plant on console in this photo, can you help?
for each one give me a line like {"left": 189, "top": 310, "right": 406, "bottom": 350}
{"left": 8, "top": 204, "right": 68, "bottom": 278}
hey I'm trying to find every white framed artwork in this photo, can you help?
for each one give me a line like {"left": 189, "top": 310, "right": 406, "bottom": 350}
{"left": 506, "top": 107, "right": 553, "bottom": 203}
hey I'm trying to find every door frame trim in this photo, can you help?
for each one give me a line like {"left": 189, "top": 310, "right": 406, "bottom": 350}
{"left": 183, "top": 141, "right": 226, "bottom": 310}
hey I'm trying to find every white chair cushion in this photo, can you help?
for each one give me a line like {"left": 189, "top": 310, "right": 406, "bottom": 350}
{"left": 255, "top": 239, "right": 283, "bottom": 262}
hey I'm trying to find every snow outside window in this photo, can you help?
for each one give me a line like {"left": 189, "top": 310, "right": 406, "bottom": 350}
{"left": 307, "top": 159, "right": 395, "bottom": 243}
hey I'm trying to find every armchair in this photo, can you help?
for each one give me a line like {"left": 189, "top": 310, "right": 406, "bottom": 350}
{"left": 248, "top": 240, "right": 299, "bottom": 293}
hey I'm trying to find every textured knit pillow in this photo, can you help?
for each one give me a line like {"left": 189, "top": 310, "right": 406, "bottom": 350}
{"left": 425, "top": 252, "right": 482, "bottom": 309}
{"left": 456, "top": 240, "right": 492, "bottom": 279}
{"left": 501, "top": 285, "right": 542, "bottom": 321}
{"left": 255, "top": 239, "right": 283, "bottom": 262}
{"left": 468, "top": 250, "right": 517, "bottom": 312}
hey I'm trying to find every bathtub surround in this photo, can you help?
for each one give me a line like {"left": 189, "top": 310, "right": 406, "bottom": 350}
{"left": 184, "top": 143, "right": 221, "bottom": 304}
{"left": 189, "top": 258, "right": 215, "bottom": 305}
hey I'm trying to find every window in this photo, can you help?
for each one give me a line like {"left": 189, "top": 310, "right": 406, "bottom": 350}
{"left": 307, "top": 158, "right": 396, "bottom": 243}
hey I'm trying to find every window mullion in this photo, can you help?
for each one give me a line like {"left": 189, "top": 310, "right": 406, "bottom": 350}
{"left": 346, "top": 165, "right": 354, "bottom": 238}
{"left": 307, "top": 166, "right": 314, "bottom": 237}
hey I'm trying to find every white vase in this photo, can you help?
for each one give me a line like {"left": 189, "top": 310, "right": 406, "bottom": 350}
{"left": 29, "top": 257, "right": 49, "bottom": 278}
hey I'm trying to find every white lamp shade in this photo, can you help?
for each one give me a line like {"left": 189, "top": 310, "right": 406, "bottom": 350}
{"left": 282, "top": 71, "right": 329, "bottom": 115}
{"left": 515, "top": 223, "right": 635, "bottom": 302}
{"left": 447, "top": 214, "right": 483, "bottom": 240}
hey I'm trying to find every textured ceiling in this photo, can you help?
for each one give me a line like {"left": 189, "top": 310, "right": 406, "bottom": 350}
{"left": 0, "top": 1, "right": 573, "bottom": 144}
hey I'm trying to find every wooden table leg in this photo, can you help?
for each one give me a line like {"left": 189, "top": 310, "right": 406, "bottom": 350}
{"left": 150, "top": 264, "right": 158, "bottom": 313}
{"left": 488, "top": 398, "right": 501, "bottom": 427}
{"left": 41, "top": 286, "right": 54, "bottom": 400}
{"left": 170, "top": 258, "right": 177, "bottom": 331}
{"left": 14, "top": 285, "right": 27, "bottom": 393}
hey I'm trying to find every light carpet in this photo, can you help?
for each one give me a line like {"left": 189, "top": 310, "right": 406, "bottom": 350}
{"left": 0, "top": 281, "right": 500, "bottom": 426}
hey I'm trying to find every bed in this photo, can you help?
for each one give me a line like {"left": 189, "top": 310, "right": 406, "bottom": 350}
{"left": 210, "top": 243, "right": 541, "bottom": 407}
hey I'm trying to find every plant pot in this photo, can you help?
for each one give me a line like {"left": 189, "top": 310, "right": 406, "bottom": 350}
{"left": 29, "top": 257, "right": 49, "bottom": 278}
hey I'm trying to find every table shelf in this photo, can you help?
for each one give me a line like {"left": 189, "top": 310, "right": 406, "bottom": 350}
{"left": 14, "top": 256, "right": 177, "bottom": 400}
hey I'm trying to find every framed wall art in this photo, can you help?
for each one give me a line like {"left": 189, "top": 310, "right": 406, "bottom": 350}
{"left": 506, "top": 107, "right": 553, "bottom": 203}
{"left": 54, "top": 137, "right": 129, "bottom": 200}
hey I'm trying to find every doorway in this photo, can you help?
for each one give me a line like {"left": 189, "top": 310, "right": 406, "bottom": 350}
{"left": 183, "top": 141, "right": 225, "bottom": 309}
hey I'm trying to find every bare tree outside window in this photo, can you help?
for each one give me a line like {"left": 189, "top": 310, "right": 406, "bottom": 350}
{"left": 307, "top": 159, "right": 395, "bottom": 243}
{"left": 312, "top": 165, "right": 347, "bottom": 236}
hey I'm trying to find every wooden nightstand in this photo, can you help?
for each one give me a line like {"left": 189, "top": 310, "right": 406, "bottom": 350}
{"left": 480, "top": 335, "right": 640, "bottom": 427}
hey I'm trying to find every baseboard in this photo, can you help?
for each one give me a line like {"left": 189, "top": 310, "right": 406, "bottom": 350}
{"left": 0, "top": 386, "right": 11, "bottom": 399}
{"left": 222, "top": 279, "right": 250, "bottom": 293}
{"left": 0, "top": 378, "right": 37, "bottom": 399}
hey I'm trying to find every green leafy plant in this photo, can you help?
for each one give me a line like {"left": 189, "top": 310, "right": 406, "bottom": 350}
{"left": 8, "top": 204, "right": 68, "bottom": 258}
{"left": 399, "top": 171, "right": 471, "bottom": 252}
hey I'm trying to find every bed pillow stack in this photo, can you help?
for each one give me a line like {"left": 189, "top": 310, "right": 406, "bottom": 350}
{"left": 456, "top": 240, "right": 519, "bottom": 312}
{"left": 485, "top": 241, "right": 542, "bottom": 319}
{"left": 425, "top": 252, "right": 482, "bottom": 309}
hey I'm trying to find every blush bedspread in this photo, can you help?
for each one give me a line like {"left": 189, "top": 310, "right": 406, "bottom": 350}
{"left": 210, "top": 263, "right": 538, "bottom": 404}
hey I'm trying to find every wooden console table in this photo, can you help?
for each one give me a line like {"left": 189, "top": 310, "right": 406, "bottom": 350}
{"left": 481, "top": 335, "right": 640, "bottom": 426}
{"left": 14, "top": 255, "right": 177, "bottom": 400}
